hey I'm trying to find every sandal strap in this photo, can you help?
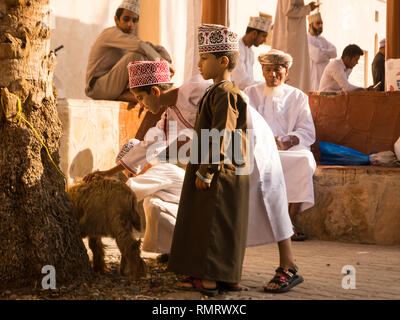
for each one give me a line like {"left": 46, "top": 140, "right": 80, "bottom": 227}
{"left": 275, "top": 266, "right": 298, "bottom": 278}
{"left": 268, "top": 266, "right": 300, "bottom": 287}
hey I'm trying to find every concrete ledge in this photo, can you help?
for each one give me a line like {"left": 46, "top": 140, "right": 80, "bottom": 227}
{"left": 57, "top": 98, "right": 163, "bottom": 185}
{"left": 296, "top": 165, "right": 400, "bottom": 245}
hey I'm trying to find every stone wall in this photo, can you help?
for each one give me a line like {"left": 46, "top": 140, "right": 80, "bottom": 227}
{"left": 296, "top": 166, "right": 400, "bottom": 245}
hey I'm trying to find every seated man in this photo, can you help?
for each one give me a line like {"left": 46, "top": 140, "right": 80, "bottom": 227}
{"left": 85, "top": 0, "right": 172, "bottom": 102}
{"left": 319, "top": 44, "right": 374, "bottom": 92}
{"left": 245, "top": 49, "right": 317, "bottom": 241}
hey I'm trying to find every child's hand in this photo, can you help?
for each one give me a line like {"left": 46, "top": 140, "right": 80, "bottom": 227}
{"left": 195, "top": 177, "right": 211, "bottom": 190}
{"left": 83, "top": 170, "right": 106, "bottom": 183}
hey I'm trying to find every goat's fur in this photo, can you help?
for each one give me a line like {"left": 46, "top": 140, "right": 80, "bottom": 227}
{"left": 68, "top": 176, "right": 146, "bottom": 281}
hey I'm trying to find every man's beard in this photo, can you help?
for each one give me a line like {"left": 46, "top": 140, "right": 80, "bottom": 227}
{"left": 263, "top": 84, "right": 284, "bottom": 97}
{"left": 312, "top": 25, "right": 323, "bottom": 36}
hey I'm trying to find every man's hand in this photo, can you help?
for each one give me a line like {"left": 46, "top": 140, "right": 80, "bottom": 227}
{"left": 275, "top": 136, "right": 299, "bottom": 151}
{"left": 309, "top": 2, "right": 320, "bottom": 11}
{"left": 367, "top": 85, "right": 377, "bottom": 91}
{"left": 275, "top": 136, "right": 290, "bottom": 151}
{"left": 195, "top": 177, "right": 211, "bottom": 190}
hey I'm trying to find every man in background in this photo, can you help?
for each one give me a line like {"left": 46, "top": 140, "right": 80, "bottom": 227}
{"left": 372, "top": 38, "right": 385, "bottom": 92}
{"left": 319, "top": 44, "right": 375, "bottom": 92}
{"left": 307, "top": 12, "right": 337, "bottom": 91}
{"left": 231, "top": 13, "right": 272, "bottom": 90}
{"left": 272, "top": 0, "right": 320, "bottom": 91}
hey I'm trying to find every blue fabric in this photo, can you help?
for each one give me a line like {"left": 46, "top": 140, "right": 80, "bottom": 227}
{"left": 319, "top": 141, "right": 371, "bottom": 166}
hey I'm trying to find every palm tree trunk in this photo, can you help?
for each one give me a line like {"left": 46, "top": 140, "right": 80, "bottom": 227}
{"left": 0, "top": 0, "right": 92, "bottom": 288}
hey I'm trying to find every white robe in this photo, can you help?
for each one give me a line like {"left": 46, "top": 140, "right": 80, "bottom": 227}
{"left": 272, "top": 0, "right": 312, "bottom": 91}
{"left": 319, "top": 58, "right": 362, "bottom": 92}
{"left": 308, "top": 33, "right": 337, "bottom": 91}
{"left": 244, "top": 83, "right": 316, "bottom": 212}
{"left": 245, "top": 104, "right": 293, "bottom": 245}
{"left": 231, "top": 38, "right": 257, "bottom": 90}
{"left": 126, "top": 163, "right": 185, "bottom": 254}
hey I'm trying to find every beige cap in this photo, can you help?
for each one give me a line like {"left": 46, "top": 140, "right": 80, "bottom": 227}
{"left": 258, "top": 49, "right": 293, "bottom": 69}
{"left": 308, "top": 12, "right": 322, "bottom": 24}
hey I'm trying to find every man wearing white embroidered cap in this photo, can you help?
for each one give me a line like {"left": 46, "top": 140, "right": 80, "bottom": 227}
{"left": 115, "top": 139, "right": 186, "bottom": 258}
{"left": 231, "top": 13, "right": 273, "bottom": 90}
{"left": 245, "top": 49, "right": 317, "bottom": 242}
{"left": 85, "top": 0, "right": 173, "bottom": 103}
{"left": 307, "top": 12, "right": 337, "bottom": 91}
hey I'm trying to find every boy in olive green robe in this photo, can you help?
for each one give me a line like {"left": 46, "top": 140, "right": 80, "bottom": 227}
{"left": 168, "top": 24, "right": 250, "bottom": 296}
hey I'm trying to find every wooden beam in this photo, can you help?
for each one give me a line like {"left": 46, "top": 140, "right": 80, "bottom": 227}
{"left": 387, "top": 0, "right": 400, "bottom": 59}
{"left": 201, "top": 0, "right": 229, "bottom": 26}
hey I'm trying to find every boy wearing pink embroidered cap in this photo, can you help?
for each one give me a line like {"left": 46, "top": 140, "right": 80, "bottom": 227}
{"left": 84, "top": 60, "right": 210, "bottom": 180}
{"left": 167, "top": 24, "right": 250, "bottom": 296}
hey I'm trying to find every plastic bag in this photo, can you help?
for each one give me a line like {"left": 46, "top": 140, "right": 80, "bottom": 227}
{"left": 395, "top": 137, "right": 400, "bottom": 161}
{"left": 319, "top": 142, "right": 371, "bottom": 166}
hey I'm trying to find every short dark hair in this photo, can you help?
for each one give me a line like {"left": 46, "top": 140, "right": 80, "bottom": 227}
{"left": 342, "top": 44, "right": 364, "bottom": 59}
{"left": 210, "top": 51, "right": 240, "bottom": 71}
{"left": 115, "top": 8, "right": 124, "bottom": 20}
{"left": 245, "top": 27, "right": 265, "bottom": 35}
{"left": 131, "top": 83, "right": 173, "bottom": 94}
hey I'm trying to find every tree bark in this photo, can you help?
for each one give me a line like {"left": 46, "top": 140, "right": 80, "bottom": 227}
{"left": 0, "top": 0, "right": 92, "bottom": 288}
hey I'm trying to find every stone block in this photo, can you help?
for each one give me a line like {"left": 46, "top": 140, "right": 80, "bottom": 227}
{"left": 295, "top": 166, "right": 400, "bottom": 245}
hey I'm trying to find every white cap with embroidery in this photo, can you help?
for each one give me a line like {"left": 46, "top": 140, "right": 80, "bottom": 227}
{"left": 118, "top": 0, "right": 140, "bottom": 16}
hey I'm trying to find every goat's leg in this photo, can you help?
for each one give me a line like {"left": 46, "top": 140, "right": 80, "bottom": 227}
{"left": 89, "top": 237, "right": 106, "bottom": 273}
{"left": 120, "top": 255, "right": 128, "bottom": 276}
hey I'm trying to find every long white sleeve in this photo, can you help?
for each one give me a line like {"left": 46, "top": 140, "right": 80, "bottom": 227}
{"left": 286, "top": 95, "right": 316, "bottom": 148}
{"left": 285, "top": 0, "right": 311, "bottom": 18}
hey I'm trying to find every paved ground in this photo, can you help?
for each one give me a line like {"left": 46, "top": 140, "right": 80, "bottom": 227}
{"left": 2, "top": 238, "right": 398, "bottom": 301}
{"left": 128, "top": 238, "right": 400, "bottom": 300}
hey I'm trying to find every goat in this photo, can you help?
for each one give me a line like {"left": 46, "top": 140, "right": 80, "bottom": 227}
{"left": 68, "top": 176, "right": 146, "bottom": 281}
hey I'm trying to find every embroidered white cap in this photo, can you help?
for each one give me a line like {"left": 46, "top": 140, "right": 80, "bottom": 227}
{"left": 118, "top": 0, "right": 140, "bottom": 16}
{"left": 248, "top": 13, "right": 273, "bottom": 33}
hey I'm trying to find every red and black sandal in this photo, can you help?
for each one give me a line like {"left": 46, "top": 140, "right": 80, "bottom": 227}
{"left": 263, "top": 266, "right": 304, "bottom": 293}
{"left": 178, "top": 276, "right": 219, "bottom": 297}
